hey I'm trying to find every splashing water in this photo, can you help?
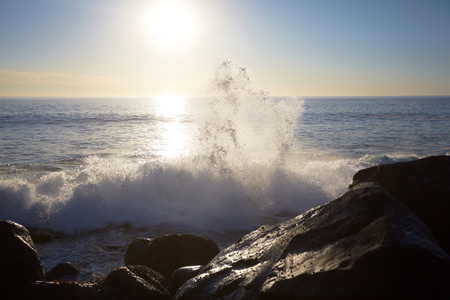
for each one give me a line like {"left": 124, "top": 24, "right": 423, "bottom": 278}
{"left": 196, "top": 60, "right": 301, "bottom": 171}
{"left": 0, "top": 61, "right": 357, "bottom": 234}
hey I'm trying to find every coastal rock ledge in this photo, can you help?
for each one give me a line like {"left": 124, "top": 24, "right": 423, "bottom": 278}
{"left": 177, "top": 156, "right": 450, "bottom": 299}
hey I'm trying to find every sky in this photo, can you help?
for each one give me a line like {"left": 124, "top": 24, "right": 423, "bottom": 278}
{"left": 1, "top": 0, "right": 449, "bottom": 97}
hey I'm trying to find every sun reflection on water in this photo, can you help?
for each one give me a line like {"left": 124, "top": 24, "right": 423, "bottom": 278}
{"left": 155, "top": 95, "right": 188, "bottom": 118}
{"left": 154, "top": 96, "right": 192, "bottom": 159}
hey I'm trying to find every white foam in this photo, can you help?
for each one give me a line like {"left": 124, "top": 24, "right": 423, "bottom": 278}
{"left": 0, "top": 61, "right": 363, "bottom": 233}
{"left": 0, "top": 154, "right": 362, "bottom": 233}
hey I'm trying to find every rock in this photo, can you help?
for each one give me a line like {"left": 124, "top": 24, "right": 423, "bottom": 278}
{"left": 0, "top": 220, "right": 45, "bottom": 281}
{"left": 168, "top": 265, "right": 204, "bottom": 296}
{"left": 125, "top": 234, "right": 219, "bottom": 279}
{"left": 176, "top": 182, "right": 450, "bottom": 299}
{"left": 0, "top": 280, "right": 101, "bottom": 300}
{"left": 94, "top": 265, "right": 171, "bottom": 300}
{"left": 351, "top": 155, "right": 450, "bottom": 255}
{"left": 46, "top": 262, "right": 80, "bottom": 281}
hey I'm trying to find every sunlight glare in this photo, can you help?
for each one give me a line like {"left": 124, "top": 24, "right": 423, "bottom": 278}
{"left": 147, "top": 1, "right": 197, "bottom": 48}
{"left": 155, "top": 95, "right": 188, "bottom": 118}
{"left": 154, "top": 95, "right": 191, "bottom": 159}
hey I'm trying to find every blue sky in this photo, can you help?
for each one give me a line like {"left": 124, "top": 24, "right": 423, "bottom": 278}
{"left": 1, "top": 0, "right": 449, "bottom": 97}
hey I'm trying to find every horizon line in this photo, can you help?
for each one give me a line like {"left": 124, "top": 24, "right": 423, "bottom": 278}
{"left": 1, "top": 94, "right": 450, "bottom": 99}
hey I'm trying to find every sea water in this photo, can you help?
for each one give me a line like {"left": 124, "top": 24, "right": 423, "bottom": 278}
{"left": 1, "top": 62, "right": 449, "bottom": 280}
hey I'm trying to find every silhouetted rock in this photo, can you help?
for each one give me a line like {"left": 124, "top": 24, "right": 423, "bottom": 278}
{"left": 94, "top": 265, "right": 171, "bottom": 300}
{"left": 168, "top": 265, "right": 204, "bottom": 296}
{"left": 1, "top": 280, "right": 100, "bottom": 300}
{"left": 352, "top": 155, "right": 450, "bottom": 255}
{"left": 46, "top": 262, "right": 81, "bottom": 281}
{"left": 125, "top": 234, "right": 219, "bottom": 279}
{"left": 0, "top": 220, "right": 45, "bottom": 282}
{"left": 177, "top": 182, "right": 450, "bottom": 299}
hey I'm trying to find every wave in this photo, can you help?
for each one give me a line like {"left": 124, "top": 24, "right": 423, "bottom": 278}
{"left": 0, "top": 152, "right": 365, "bottom": 234}
{"left": 0, "top": 61, "right": 429, "bottom": 234}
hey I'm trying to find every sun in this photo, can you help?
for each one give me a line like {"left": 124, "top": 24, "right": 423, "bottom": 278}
{"left": 146, "top": 1, "right": 197, "bottom": 48}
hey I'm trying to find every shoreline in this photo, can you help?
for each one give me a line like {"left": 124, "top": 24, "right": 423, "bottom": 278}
{"left": 2, "top": 155, "right": 450, "bottom": 299}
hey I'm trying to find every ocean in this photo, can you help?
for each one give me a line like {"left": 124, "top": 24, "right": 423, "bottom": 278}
{"left": 1, "top": 66, "right": 449, "bottom": 280}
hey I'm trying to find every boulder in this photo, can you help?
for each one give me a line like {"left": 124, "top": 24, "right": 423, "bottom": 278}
{"left": 0, "top": 220, "right": 45, "bottom": 281}
{"left": 46, "top": 262, "right": 80, "bottom": 281}
{"left": 125, "top": 234, "right": 219, "bottom": 279}
{"left": 351, "top": 155, "right": 450, "bottom": 255}
{"left": 94, "top": 265, "right": 171, "bottom": 300}
{"left": 176, "top": 182, "right": 450, "bottom": 299}
{"left": 1, "top": 280, "right": 101, "bottom": 300}
{"left": 168, "top": 265, "right": 204, "bottom": 296}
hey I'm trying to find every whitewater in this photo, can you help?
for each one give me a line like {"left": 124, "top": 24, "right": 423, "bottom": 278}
{"left": 1, "top": 61, "right": 449, "bottom": 279}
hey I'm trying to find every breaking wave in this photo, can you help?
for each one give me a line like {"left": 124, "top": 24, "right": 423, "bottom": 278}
{"left": 0, "top": 61, "right": 361, "bottom": 234}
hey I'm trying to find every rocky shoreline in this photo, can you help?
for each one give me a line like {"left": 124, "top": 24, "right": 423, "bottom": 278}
{"left": 1, "top": 156, "right": 449, "bottom": 299}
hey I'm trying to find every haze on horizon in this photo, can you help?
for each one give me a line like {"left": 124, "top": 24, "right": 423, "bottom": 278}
{"left": 1, "top": 0, "right": 449, "bottom": 98}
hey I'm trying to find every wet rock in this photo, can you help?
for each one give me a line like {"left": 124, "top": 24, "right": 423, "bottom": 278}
{"left": 1, "top": 280, "right": 100, "bottom": 300}
{"left": 168, "top": 265, "right": 204, "bottom": 296}
{"left": 176, "top": 182, "right": 450, "bottom": 299}
{"left": 351, "top": 155, "right": 450, "bottom": 255}
{"left": 127, "top": 265, "right": 167, "bottom": 286}
{"left": 94, "top": 265, "right": 171, "bottom": 300}
{"left": 0, "top": 220, "right": 45, "bottom": 281}
{"left": 125, "top": 234, "right": 219, "bottom": 279}
{"left": 46, "top": 262, "right": 81, "bottom": 281}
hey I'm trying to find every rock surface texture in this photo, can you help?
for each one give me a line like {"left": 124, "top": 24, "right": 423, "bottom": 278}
{"left": 94, "top": 265, "right": 171, "bottom": 300}
{"left": 0, "top": 220, "right": 45, "bottom": 282}
{"left": 45, "top": 262, "right": 81, "bottom": 281}
{"left": 168, "top": 265, "right": 204, "bottom": 295}
{"left": 352, "top": 155, "right": 450, "bottom": 255}
{"left": 125, "top": 234, "right": 220, "bottom": 280}
{"left": 177, "top": 156, "right": 450, "bottom": 299}
{"left": 2, "top": 280, "right": 101, "bottom": 300}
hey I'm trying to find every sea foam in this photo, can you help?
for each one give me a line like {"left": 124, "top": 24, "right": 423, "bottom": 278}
{"left": 0, "top": 61, "right": 361, "bottom": 233}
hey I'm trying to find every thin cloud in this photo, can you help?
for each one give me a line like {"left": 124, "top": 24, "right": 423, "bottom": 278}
{"left": 0, "top": 69, "right": 142, "bottom": 97}
{"left": 0, "top": 69, "right": 125, "bottom": 87}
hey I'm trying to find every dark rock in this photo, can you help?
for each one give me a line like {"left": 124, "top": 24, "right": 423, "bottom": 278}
{"left": 94, "top": 265, "right": 171, "bottom": 300}
{"left": 176, "top": 182, "right": 450, "bottom": 299}
{"left": 351, "top": 155, "right": 450, "bottom": 255}
{"left": 127, "top": 265, "right": 167, "bottom": 286}
{"left": 125, "top": 234, "right": 219, "bottom": 279}
{"left": 0, "top": 220, "right": 45, "bottom": 281}
{"left": 168, "top": 265, "right": 204, "bottom": 296}
{"left": 0, "top": 280, "right": 100, "bottom": 300}
{"left": 46, "top": 262, "right": 81, "bottom": 281}
{"left": 124, "top": 237, "right": 151, "bottom": 265}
